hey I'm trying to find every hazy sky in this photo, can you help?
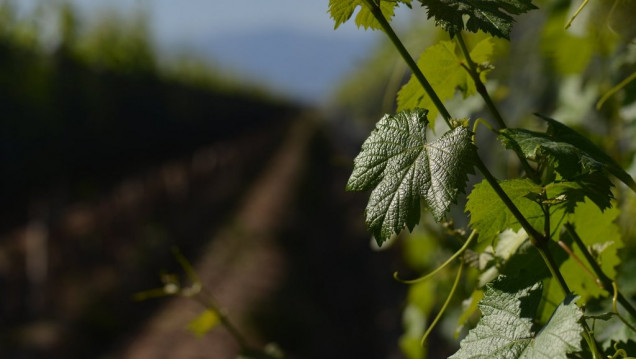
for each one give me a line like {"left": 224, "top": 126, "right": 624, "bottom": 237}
{"left": 19, "top": 0, "right": 378, "bottom": 43}
{"left": 15, "top": 0, "right": 418, "bottom": 103}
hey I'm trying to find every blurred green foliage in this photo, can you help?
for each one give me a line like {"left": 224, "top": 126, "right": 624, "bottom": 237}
{"left": 330, "top": 0, "right": 636, "bottom": 357}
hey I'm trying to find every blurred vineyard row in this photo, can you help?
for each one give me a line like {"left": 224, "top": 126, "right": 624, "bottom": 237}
{"left": 0, "top": 2, "right": 302, "bottom": 358}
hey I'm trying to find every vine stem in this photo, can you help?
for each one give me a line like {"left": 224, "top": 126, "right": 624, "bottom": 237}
{"left": 394, "top": 230, "right": 477, "bottom": 283}
{"left": 455, "top": 33, "right": 539, "bottom": 182}
{"left": 564, "top": 223, "right": 636, "bottom": 319}
{"left": 421, "top": 261, "right": 464, "bottom": 346}
{"left": 361, "top": 6, "right": 603, "bottom": 356}
{"left": 360, "top": 0, "right": 452, "bottom": 128}
{"left": 172, "top": 248, "right": 280, "bottom": 359}
{"left": 534, "top": 241, "right": 604, "bottom": 358}
{"left": 454, "top": 33, "right": 506, "bottom": 130}
{"left": 474, "top": 157, "right": 545, "bottom": 243}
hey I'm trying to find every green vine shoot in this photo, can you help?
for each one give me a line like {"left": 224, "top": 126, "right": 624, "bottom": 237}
{"left": 329, "top": 0, "right": 636, "bottom": 357}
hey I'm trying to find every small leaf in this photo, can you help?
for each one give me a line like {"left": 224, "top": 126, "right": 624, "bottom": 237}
{"left": 347, "top": 109, "right": 475, "bottom": 245}
{"left": 397, "top": 38, "right": 494, "bottom": 127}
{"left": 187, "top": 309, "right": 220, "bottom": 338}
{"left": 328, "top": 0, "right": 400, "bottom": 30}
{"left": 450, "top": 276, "right": 583, "bottom": 359}
{"left": 417, "top": 0, "right": 537, "bottom": 39}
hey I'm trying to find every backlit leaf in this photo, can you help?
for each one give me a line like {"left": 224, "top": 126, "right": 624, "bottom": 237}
{"left": 562, "top": 199, "right": 623, "bottom": 301}
{"left": 328, "top": 0, "right": 401, "bottom": 30}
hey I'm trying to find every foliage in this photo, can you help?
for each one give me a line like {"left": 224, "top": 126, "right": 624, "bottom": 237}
{"left": 346, "top": 109, "right": 475, "bottom": 244}
{"left": 397, "top": 38, "right": 494, "bottom": 126}
{"left": 451, "top": 276, "right": 582, "bottom": 359}
{"left": 331, "top": 0, "right": 636, "bottom": 357}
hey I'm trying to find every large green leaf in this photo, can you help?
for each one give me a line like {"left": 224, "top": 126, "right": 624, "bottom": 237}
{"left": 417, "top": 0, "right": 537, "bottom": 39}
{"left": 397, "top": 38, "right": 494, "bottom": 127}
{"left": 346, "top": 109, "right": 475, "bottom": 245}
{"left": 450, "top": 276, "right": 583, "bottom": 359}
{"left": 328, "top": 0, "right": 401, "bottom": 30}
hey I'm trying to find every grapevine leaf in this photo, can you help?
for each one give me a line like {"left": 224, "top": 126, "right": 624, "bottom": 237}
{"left": 466, "top": 179, "right": 545, "bottom": 243}
{"left": 346, "top": 109, "right": 476, "bottom": 245}
{"left": 541, "top": 115, "right": 636, "bottom": 191}
{"left": 416, "top": 0, "right": 537, "bottom": 39}
{"left": 499, "top": 116, "right": 636, "bottom": 195}
{"left": 397, "top": 38, "right": 494, "bottom": 127}
{"left": 562, "top": 199, "right": 623, "bottom": 301}
{"left": 450, "top": 276, "right": 583, "bottom": 359}
{"left": 328, "top": 0, "right": 400, "bottom": 30}
{"left": 498, "top": 129, "right": 602, "bottom": 178}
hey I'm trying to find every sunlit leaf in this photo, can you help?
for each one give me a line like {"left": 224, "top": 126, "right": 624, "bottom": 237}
{"left": 347, "top": 109, "right": 475, "bottom": 245}
{"left": 450, "top": 276, "right": 583, "bottom": 359}
{"left": 328, "top": 0, "right": 401, "bottom": 30}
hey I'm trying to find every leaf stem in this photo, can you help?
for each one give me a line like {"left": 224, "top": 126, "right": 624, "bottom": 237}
{"left": 455, "top": 33, "right": 539, "bottom": 182}
{"left": 536, "top": 241, "right": 571, "bottom": 294}
{"left": 455, "top": 33, "right": 506, "bottom": 130}
{"left": 564, "top": 223, "right": 636, "bottom": 318}
{"left": 565, "top": 0, "right": 590, "bottom": 29}
{"left": 394, "top": 230, "right": 477, "bottom": 283}
{"left": 361, "top": 0, "right": 452, "bottom": 128}
{"left": 421, "top": 261, "right": 464, "bottom": 346}
{"left": 172, "top": 248, "right": 280, "bottom": 358}
{"left": 556, "top": 239, "right": 603, "bottom": 289}
{"left": 612, "top": 282, "right": 636, "bottom": 333}
{"left": 596, "top": 70, "right": 636, "bottom": 110}
{"left": 474, "top": 157, "right": 544, "bottom": 243}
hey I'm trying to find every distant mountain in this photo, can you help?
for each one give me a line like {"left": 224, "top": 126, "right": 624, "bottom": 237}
{"left": 194, "top": 27, "right": 381, "bottom": 104}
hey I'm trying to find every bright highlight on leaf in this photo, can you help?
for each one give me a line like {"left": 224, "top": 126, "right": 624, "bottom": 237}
{"left": 187, "top": 309, "right": 220, "bottom": 338}
{"left": 346, "top": 109, "right": 475, "bottom": 245}
{"left": 417, "top": 0, "right": 537, "bottom": 39}
{"left": 398, "top": 38, "right": 494, "bottom": 127}
{"left": 450, "top": 276, "right": 583, "bottom": 359}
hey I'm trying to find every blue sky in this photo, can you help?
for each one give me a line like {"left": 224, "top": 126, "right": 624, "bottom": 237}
{"left": 16, "top": 0, "right": 419, "bottom": 103}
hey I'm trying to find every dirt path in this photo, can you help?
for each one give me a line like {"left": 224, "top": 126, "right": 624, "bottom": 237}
{"left": 117, "top": 118, "right": 316, "bottom": 359}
